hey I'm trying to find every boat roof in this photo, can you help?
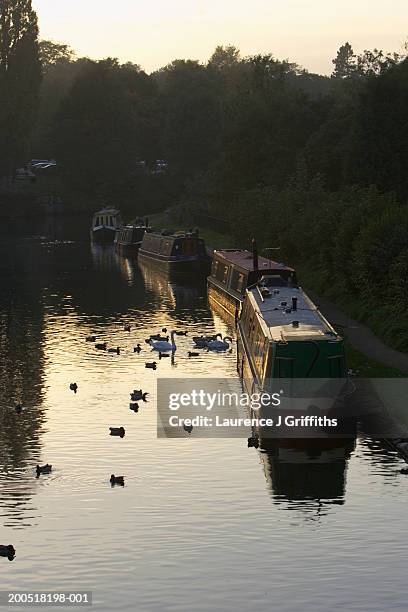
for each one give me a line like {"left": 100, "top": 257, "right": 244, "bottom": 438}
{"left": 247, "top": 285, "right": 341, "bottom": 343}
{"left": 213, "top": 249, "right": 294, "bottom": 273}
{"left": 93, "top": 208, "right": 121, "bottom": 215}
{"left": 148, "top": 231, "right": 202, "bottom": 239}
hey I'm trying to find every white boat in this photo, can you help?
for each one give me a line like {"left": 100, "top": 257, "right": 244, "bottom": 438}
{"left": 90, "top": 208, "right": 122, "bottom": 242}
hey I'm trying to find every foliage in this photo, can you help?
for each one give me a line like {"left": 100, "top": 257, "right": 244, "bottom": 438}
{"left": 0, "top": 0, "right": 41, "bottom": 174}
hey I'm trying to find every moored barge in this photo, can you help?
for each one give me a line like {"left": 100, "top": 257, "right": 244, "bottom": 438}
{"left": 115, "top": 220, "right": 151, "bottom": 256}
{"left": 237, "top": 275, "right": 350, "bottom": 435}
{"left": 207, "top": 245, "right": 296, "bottom": 321}
{"left": 90, "top": 208, "right": 122, "bottom": 243}
{"left": 138, "top": 230, "right": 211, "bottom": 274}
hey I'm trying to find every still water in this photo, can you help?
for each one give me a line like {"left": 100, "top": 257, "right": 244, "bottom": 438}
{"left": 1, "top": 217, "right": 408, "bottom": 611}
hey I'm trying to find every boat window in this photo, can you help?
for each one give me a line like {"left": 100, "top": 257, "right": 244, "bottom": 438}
{"left": 237, "top": 273, "right": 245, "bottom": 293}
{"left": 109, "top": 216, "right": 113, "bottom": 226}
{"left": 230, "top": 269, "right": 245, "bottom": 293}
{"left": 212, "top": 261, "right": 219, "bottom": 276}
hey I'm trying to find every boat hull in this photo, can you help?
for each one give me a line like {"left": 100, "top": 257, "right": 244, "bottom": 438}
{"left": 115, "top": 242, "right": 142, "bottom": 256}
{"left": 207, "top": 279, "right": 241, "bottom": 321}
{"left": 138, "top": 249, "right": 211, "bottom": 276}
{"left": 91, "top": 227, "right": 117, "bottom": 243}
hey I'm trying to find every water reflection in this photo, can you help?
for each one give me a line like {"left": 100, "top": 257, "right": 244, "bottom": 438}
{"left": 1, "top": 220, "right": 408, "bottom": 610}
{"left": 0, "top": 241, "right": 46, "bottom": 528}
{"left": 255, "top": 438, "right": 356, "bottom": 512}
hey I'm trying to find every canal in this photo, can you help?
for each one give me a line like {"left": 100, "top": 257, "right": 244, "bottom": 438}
{"left": 1, "top": 217, "right": 408, "bottom": 611}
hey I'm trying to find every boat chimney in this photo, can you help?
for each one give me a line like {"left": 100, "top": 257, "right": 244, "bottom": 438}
{"left": 292, "top": 297, "right": 298, "bottom": 311}
{"left": 252, "top": 239, "right": 259, "bottom": 272}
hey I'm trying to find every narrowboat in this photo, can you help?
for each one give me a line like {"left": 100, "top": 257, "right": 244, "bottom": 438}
{"left": 138, "top": 230, "right": 211, "bottom": 274}
{"left": 207, "top": 245, "right": 296, "bottom": 321}
{"left": 115, "top": 219, "right": 151, "bottom": 256}
{"left": 237, "top": 274, "right": 351, "bottom": 435}
{"left": 90, "top": 208, "right": 122, "bottom": 242}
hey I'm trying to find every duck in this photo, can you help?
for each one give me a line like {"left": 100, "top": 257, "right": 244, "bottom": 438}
{"left": 162, "top": 328, "right": 168, "bottom": 333}
{"left": 400, "top": 467, "right": 408, "bottom": 475}
{"left": 124, "top": 324, "right": 131, "bottom": 332}
{"left": 36, "top": 464, "right": 52, "bottom": 477}
{"left": 15, "top": 404, "right": 24, "bottom": 414}
{"left": 192, "top": 333, "right": 222, "bottom": 348}
{"left": 69, "top": 383, "right": 78, "bottom": 392}
{"left": 207, "top": 336, "right": 233, "bottom": 351}
{"left": 108, "top": 347, "right": 120, "bottom": 354}
{"left": 129, "top": 403, "right": 139, "bottom": 412}
{"left": 95, "top": 342, "right": 107, "bottom": 350}
{"left": 145, "top": 362, "right": 157, "bottom": 370}
{"left": 150, "top": 330, "right": 177, "bottom": 352}
{"left": 86, "top": 335, "right": 96, "bottom": 342}
{"left": 159, "top": 352, "right": 170, "bottom": 359}
{"left": 130, "top": 390, "right": 148, "bottom": 402}
{"left": 183, "top": 423, "right": 193, "bottom": 434}
{"left": 188, "top": 351, "right": 200, "bottom": 357}
{"left": 133, "top": 344, "right": 142, "bottom": 353}
{"left": 109, "top": 427, "right": 125, "bottom": 438}
{"left": 110, "top": 475, "right": 125, "bottom": 486}
{"left": 0, "top": 544, "right": 15, "bottom": 560}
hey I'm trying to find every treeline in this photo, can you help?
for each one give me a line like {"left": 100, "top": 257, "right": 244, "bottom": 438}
{"left": 1, "top": 0, "right": 408, "bottom": 347}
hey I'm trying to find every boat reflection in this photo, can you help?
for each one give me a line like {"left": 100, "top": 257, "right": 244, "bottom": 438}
{"left": 251, "top": 434, "right": 356, "bottom": 511}
{"left": 138, "top": 259, "right": 205, "bottom": 311}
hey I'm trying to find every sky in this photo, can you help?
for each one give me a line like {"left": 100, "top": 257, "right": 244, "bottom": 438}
{"left": 32, "top": 0, "right": 408, "bottom": 74}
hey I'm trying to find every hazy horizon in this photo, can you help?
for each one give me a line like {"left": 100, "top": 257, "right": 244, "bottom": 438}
{"left": 32, "top": 0, "right": 408, "bottom": 74}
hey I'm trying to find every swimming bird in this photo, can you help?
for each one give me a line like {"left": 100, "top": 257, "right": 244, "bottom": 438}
{"left": 134, "top": 344, "right": 142, "bottom": 353}
{"left": 108, "top": 347, "right": 120, "bottom": 354}
{"left": 150, "top": 330, "right": 177, "bottom": 352}
{"left": 69, "top": 383, "right": 78, "bottom": 392}
{"left": 86, "top": 335, "right": 96, "bottom": 342}
{"left": 162, "top": 328, "right": 167, "bottom": 333}
{"left": 15, "top": 404, "right": 24, "bottom": 414}
{"left": 207, "top": 336, "right": 233, "bottom": 351}
{"left": 183, "top": 423, "right": 193, "bottom": 434}
{"left": 110, "top": 475, "right": 125, "bottom": 486}
{"left": 129, "top": 403, "right": 139, "bottom": 412}
{"left": 95, "top": 343, "right": 107, "bottom": 350}
{"left": 145, "top": 362, "right": 157, "bottom": 370}
{"left": 0, "top": 545, "right": 15, "bottom": 560}
{"left": 400, "top": 467, "right": 408, "bottom": 475}
{"left": 109, "top": 427, "right": 125, "bottom": 438}
{"left": 36, "top": 464, "right": 52, "bottom": 477}
{"left": 192, "top": 333, "right": 222, "bottom": 348}
{"left": 124, "top": 324, "right": 131, "bottom": 332}
{"left": 130, "top": 390, "right": 148, "bottom": 402}
{"left": 188, "top": 352, "right": 200, "bottom": 357}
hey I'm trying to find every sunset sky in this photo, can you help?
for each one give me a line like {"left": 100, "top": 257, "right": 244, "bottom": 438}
{"left": 33, "top": 0, "right": 408, "bottom": 74}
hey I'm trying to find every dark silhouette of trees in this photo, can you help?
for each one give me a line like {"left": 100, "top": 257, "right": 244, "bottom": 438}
{"left": 0, "top": 0, "right": 41, "bottom": 176}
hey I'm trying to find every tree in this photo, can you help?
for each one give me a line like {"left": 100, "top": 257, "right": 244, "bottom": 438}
{"left": 39, "top": 39, "right": 75, "bottom": 72}
{"left": 208, "top": 45, "right": 240, "bottom": 70}
{"left": 332, "top": 42, "right": 357, "bottom": 78}
{"left": 0, "top": 0, "right": 41, "bottom": 176}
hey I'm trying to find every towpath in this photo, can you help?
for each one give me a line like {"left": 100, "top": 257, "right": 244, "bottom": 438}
{"left": 311, "top": 293, "right": 408, "bottom": 374}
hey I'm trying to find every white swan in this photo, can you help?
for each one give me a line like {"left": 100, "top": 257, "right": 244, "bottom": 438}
{"left": 207, "top": 336, "right": 233, "bottom": 351}
{"left": 150, "top": 330, "right": 177, "bottom": 352}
